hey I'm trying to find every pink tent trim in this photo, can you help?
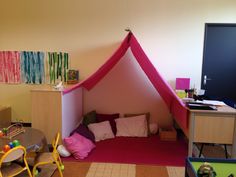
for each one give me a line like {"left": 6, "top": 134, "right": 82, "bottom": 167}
{"left": 63, "top": 32, "right": 188, "bottom": 129}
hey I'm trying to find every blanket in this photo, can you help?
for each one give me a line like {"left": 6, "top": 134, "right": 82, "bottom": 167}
{"left": 52, "top": 162, "right": 184, "bottom": 177}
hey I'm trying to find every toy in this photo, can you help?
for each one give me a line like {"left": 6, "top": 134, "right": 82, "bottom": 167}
{"left": 1, "top": 140, "right": 21, "bottom": 154}
{"left": 9, "top": 142, "right": 14, "bottom": 148}
{"left": 0, "top": 123, "right": 25, "bottom": 139}
{"left": 61, "top": 164, "right": 65, "bottom": 171}
{"left": 3, "top": 145, "right": 11, "bottom": 152}
{"left": 0, "top": 130, "right": 3, "bottom": 137}
{"left": 2, "top": 128, "right": 7, "bottom": 135}
{"left": 197, "top": 162, "right": 217, "bottom": 177}
{"left": 12, "top": 140, "right": 20, "bottom": 147}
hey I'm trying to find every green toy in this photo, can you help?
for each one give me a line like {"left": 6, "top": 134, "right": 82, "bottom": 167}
{"left": 12, "top": 140, "right": 20, "bottom": 147}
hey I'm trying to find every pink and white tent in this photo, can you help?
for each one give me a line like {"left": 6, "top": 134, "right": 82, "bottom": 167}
{"left": 63, "top": 32, "right": 188, "bottom": 131}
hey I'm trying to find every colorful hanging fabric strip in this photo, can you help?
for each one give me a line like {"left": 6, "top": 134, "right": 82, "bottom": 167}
{"left": 47, "top": 52, "right": 69, "bottom": 84}
{"left": 20, "top": 51, "right": 45, "bottom": 84}
{"left": 0, "top": 51, "right": 21, "bottom": 84}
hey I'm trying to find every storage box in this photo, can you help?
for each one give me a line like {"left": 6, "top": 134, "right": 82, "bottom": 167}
{"left": 159, "top": 126, "right": 177, "bottom": 141}
{"left": 185, "top": 157, "right": 236, "bottom": 177}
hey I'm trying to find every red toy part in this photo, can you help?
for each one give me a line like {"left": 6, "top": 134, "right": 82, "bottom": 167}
{"left": 0, "top": 131, "right": 3, "bottom": 137}
{"left": 3, "top": 145, "right": 11, "bottom": 152}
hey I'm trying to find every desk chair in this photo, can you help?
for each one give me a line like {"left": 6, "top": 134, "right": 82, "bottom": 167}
{"left": 0, "top": 146, "right": 32, "bottom": 177}
{"left": 32, "top": 132, "right": 64, "bottom": 177}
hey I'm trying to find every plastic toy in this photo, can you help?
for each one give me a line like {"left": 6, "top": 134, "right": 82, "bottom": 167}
{"left": 60, "top": 164, "right": 65, "bottom": 171}
{"left": 0, "top": 146, "right": 32, "bottom": 176}
{"left": 197, "top": 162, "right": 217, "bottom": 177}
{"left": 1, "top": 140, "right": 21, "bottom": 154}
{"left": 0, "top": 130, "right": 3, "bottom": 137}
{"left": 0, "top": 123, "right": 25, "bottom": 139}
{"left": 12, "top": 140, "right": 20, "bottom": 147}
{"left": 2, "top": 128, "right": 7, "bottom": 135}
{"left": 3, "top": 145, "right": 11, "bottom": 152}
{"left": 9, "top": 142, "right": 14, "bottom": 148}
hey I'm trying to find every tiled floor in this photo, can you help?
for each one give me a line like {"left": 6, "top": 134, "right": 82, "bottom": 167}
{"left": 167, "top": 166, "right": 185, "bottom": 177}
{"left": 85, "top": 162, "right": 185, "bottom": 177}
{"left": 86, "top": 163, "right": 136, "bottom": 177}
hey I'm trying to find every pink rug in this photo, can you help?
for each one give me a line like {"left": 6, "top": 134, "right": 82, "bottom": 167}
{"left": 62, "top": 135, "right": 188, "bottom": 166}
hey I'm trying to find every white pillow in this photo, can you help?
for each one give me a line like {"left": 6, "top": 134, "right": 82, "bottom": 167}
{"left": 57, "top": 144, "right": 71, "bottom": 157}
{"left": 115, "top": 115, "right": 148, "bottom": 137}
{"left": 88, "top": 121, "right": 115, "bottom": 142}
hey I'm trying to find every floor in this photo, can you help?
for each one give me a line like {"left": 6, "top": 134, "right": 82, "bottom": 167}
{"left": 52, "top": 162, "right": 185, "bottom": 177}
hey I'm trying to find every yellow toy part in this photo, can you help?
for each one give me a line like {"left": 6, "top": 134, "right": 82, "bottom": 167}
{"left": 32, "top": 132, "right": 64, "bottom": 177}
{"left": 0, "top": 145, "right": 32, "bottom": 177}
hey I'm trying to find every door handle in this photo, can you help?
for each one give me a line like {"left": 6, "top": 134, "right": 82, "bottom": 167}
{"left": 203, "top": 75, "right": 211, "bottom": 85}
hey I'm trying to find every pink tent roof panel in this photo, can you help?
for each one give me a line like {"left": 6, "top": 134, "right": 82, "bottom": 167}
{"left": 63, "top": 32, "right": 188, "bottom": 129}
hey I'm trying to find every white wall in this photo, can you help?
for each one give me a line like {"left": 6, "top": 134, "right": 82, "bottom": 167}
{"left": 62, "top": 87, "right": 83, "bottom": 139}
{"left": 0, "top": 0, "right": 235, "bottom": 122}
{"left": 84, "top": 49, "right": 172, "bottom": 126}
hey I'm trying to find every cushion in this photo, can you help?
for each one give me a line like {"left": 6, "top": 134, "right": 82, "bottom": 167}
{"left": 96, "top": 113, "right": 120, "bottom": 134}
{"left": 64, "top": 133, "right": 95, "bottom": 159}
{"left": 115, "top": 115, "right": 148, "bottom": 137}
{"left": 70, "top": 124, "right": 95, "bottom": 142}
{"left": 88, "top": 121, "right": 115, "bottom": 142}
{"left": 57, "top": 145, "right": 71, "bottom": 157}
{"left": 82, "top": 110, "right": 97, "bottom": 126}
{"left": 124, "top": 112, "right": 151, "bottom": 135}
{"left": 149, "top": 123, "right": 158, "bottom": 134}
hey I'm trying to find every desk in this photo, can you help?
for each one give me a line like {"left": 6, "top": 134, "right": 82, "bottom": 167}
{"left": 0, "top": 127, "right": 48, "bottom": 152}
{"left": 185, "top": 157, "right": 236, "bottom": 177}
{"left": 187, "top": 105, "right": 236, "bottom": 158}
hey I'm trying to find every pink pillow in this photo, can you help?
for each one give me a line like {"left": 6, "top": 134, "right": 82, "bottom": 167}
{"left": 64, "top": 133, "right": 95, "bottom": 159}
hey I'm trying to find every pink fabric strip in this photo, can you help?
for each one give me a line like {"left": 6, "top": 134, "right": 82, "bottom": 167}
{"left": 129, "top": 34, "right": 188, "bottom": 128}
{"left": 63, "top": 34, "right": 130, "bottom": 94}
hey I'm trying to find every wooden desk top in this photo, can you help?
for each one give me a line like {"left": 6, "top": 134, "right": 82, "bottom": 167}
{"left": 188, "top": 105, "right": 236, "bottom": 115}
{"left": 30, "top": 84, "right": 75, "bottom": 92}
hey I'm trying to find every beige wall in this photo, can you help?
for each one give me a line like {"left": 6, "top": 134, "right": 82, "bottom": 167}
{"left": 0, "top": 0, "right": 236, "bottom": 123}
